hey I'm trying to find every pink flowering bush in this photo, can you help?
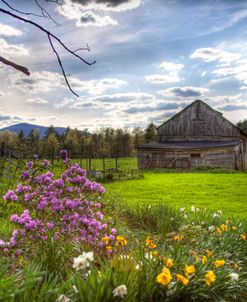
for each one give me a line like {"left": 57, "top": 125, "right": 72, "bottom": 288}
{"left": 0, "top": 151, "right": 117, "bottom": 255}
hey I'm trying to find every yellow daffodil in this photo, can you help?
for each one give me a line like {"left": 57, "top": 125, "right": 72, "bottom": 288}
{"left": 102, "top": 236, "right": 110, "bottom": 245}
{"left": 184, "top": 264, "right": 195, "bottom": 276}
{"left": 116, "top": 235, "right": 127, "bottom": 247}
{"left": 215, "top": 227, "right": 222, "bottom": 235}
{"left": 176, "top": 274, "right": 189, "bottom": 286}
{"left": 191, "top": 251, "right": 199, "bottom": 262}
{"left": 201, "top": 255, "right": 207, "bottom": 265}
{"left": 205, "top": 249, "right": 214, "bottom": 258}
{"left": 214, "top": 259, "right": 225, "bottom": 268}
{"left": 164, "top": 258, "right": 173, "bottom": 267}
{"left": 156, "top": 267, "right": 172, "bottom": 286}
{"left": 205, "top": 270, "right": 216, "bottom": 286}
{"left": 231, "top": 226, "right": 237, "bottom": 231}
{"left": 220, "top": 224, "right": 228, "bottom": 231}
{"left": 240, "top": 234, "right": 246, "bottom": 241}
{"left": 145, "top": 237, "right": 157, "bottom": 249}
{"left": 173, "top": 235, "right": 184, "bottom": 241}
{"left": 150, "top": 251, "right": 159, "bottom": 257}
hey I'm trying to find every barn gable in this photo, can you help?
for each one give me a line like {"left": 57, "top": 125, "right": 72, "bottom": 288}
{"left": 157, "top": 100, "right": 242, "bottom": 142}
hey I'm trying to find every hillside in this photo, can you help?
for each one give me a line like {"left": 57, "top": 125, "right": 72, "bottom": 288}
{"left": 0, "top": 123, "right": 67, "bottom": 137}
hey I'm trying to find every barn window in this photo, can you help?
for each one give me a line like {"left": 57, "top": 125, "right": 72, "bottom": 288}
{"left": 190, "top": 153, "right": 201, "bottom": 158}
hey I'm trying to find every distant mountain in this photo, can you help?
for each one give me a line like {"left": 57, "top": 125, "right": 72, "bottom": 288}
{"left": 0, "top": 123, "right": 67, "bottom": 137}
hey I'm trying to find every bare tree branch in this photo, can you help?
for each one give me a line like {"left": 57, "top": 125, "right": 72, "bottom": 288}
{"left": 0, "top": 6, "right": 96, "bottom": 97}
{"left": 1, "top": 0, "right": 45, "bottom": 18}
{"left": 48, "top": 34, "right": 79, "bottom": 97}
{"left": 0, "top": 56, "right": 30, "bottom": 75}
{"left": 34, "top": 0, "right": 61, "bottom": 26}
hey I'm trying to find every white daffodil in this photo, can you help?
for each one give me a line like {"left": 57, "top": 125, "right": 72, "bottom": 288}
{"left": 180, "top": 207, "right": 186, "bottom": 213}
{"left": 73, "top": 251, "right": 94, "bottom": 271}
{"left": 56, "top": 294, "right": 71, "bottom": 302}
{"left": 208, "top": 225, "right": 216, "bottom": 232}
{"left": 229, "top": 273, "right": 239, "bottom": 283}
{"left": 112, "top": 285, "right": 127, "bottom": 299}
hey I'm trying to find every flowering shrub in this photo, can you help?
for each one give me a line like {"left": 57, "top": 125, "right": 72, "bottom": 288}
{"left": 0, "top": 152, "right": 117, "bottom": 255}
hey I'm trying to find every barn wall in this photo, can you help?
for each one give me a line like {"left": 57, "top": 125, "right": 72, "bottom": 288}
{"left": 137, "top": 146, "right": 237, "bottom": 170}
{"left": 157, "top": 101, "right": 241, "bottom": 142}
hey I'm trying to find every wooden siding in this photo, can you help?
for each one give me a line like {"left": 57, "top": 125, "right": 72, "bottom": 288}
{"left": 157, "top": 101, "right": 241, "bottom": 142}
{"left": 138, "top": 146, "right": 237, "bottom": 170}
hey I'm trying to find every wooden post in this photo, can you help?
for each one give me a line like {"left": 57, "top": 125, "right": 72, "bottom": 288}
{"left": 1, "top": 142, "right": 5, "bottom": 158}
{"left": 103, "top": 156, "right": 105, "bottom": 172}
{"left": 51, "top": 147, "right": 55, "bottom": 165}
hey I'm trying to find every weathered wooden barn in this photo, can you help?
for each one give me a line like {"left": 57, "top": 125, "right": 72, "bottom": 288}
{"left": 137, "top": 100, "right": 247, "bottom": 170}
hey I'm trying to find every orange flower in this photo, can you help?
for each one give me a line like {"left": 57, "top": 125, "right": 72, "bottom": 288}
{"left": 102, "top": 236, "right": 110, "bottom": 245}
{"left": 176, "top": 274, "right": 189, "bottom": 286}
{"left": 214, "top": 259, "right": 225, "bottom": 268}
{"left": 164, "top": 258, "right": 173, "bottom": 267}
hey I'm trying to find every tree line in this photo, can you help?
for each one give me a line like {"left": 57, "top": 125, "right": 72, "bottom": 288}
{"left": 0, "top": 123, "right": 157, "bottom": 159}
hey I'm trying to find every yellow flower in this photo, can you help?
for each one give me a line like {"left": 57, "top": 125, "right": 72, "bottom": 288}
{"left": 150, "top": 251, "right": 159, "bottom": 257}
{"left": 201, "top": 255, "right": 207, "bottom": 265}
{"left": 205, "top": 249, "right": 214, "bottom": 258}
{"left": 116, "top": 236, "right": 127, "bottom": 247}
{"left": 184, "top": 264, "right": 195, "bottom": 276}
{"left": 205, "top": 271, "right": 216, "bottom": 286}
{"left": 240, "top": 234, "right": 246, "bottom": 241}
{"left": 214, "top": 259, "right": 225, "bottom": 268}
{"left": 191, "top": 251, "right": 199, "bottom": 262}
{"left": 173, "top": 235, "right": 184, "bottom": 241}
{"left": 145, "top": 237, "right": 157, "bottom": 249}
{"left": 176, "top": 274, "right": 189, "bottom": 286}
{"left": 102, "top": 236, "right": 110, "bottom": 245}
{"left": 220, "top": 224, "right": 228, "bottom": 231}
{"left": 231, "top": 226, "right": 237, "bottom": 231}
{"left": 106, "top": 245, "right": 113, "bottom": 252}
{"left": 156, "top": 267, "right": 172, "bottom": 286}
{"left": 164, "top": 258, "right": 173, "bottom": 267}
{"left": 215, "top": 227, "right": 222, "bottom": 235}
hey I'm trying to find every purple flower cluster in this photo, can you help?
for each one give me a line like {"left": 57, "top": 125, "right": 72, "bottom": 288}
{"left": 1, "top": 152, "right": 115, "bottom": 254}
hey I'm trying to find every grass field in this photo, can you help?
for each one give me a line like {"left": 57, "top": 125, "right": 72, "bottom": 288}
{"left": 106, "top": 171, "right": 247, "bottom": 219}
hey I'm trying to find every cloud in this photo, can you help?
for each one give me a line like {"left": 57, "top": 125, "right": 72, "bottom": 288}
{"left": 190, "top": 47, "right": 241, "bottom": 63}
{"left": 124, "top": 102, "right": 184, "bottom": 114}
{"left": 0, "top": 114, "right": 22, "bottom": 121}
{"left": 58, "top": 0, "right": 141, "bottom": 27}
{"left": 67, "top": 0, "right": 142, "bottom": 12}
{"left": 77, "top": 11, "right": 118, "bottom": 26}
{"left": 211, "top": 60, "right": 247, "bottom": 85}
{"left": 0, "top": 38, "right": 29, "bottom": 59}
{"left": 25, "top": 98, "right": 49, "bottom": 104}
{"left": 9, "top": 71, "right": 126, "bottom": 95}
{"left": 146, "top": 61, "right": 184, "bottom": 84}
{"left": 159, "top": 86, "right": 209, "bottom": 98}
{"left": 0, "top": 23, "right": 23, "bottom": 37}
{"left": 8, "top": 71, "right": 64, "bottom": 94}
{"left": 217, "top": 104, "right": 247, "bottom": 111}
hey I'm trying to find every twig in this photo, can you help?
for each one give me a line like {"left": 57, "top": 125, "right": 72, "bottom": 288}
{"left": 0, "top": 7, "right": 96, "bottom": 97}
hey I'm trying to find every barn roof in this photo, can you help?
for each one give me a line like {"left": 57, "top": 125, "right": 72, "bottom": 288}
{"left": 156, "top": 99, "right": 247, "bottom": 137}
{"left": 137, "top": 140, "right": 240, "bottom": 150}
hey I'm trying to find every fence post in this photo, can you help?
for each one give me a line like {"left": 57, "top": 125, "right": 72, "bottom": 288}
{"left": 1, "top": 142, "right": 5, "bottom": 158}
{"left": 103, "top": 156, "right": 105, "bottom": 172}
{"left": 51, "top": 147, "right": 55, "bottom": 165}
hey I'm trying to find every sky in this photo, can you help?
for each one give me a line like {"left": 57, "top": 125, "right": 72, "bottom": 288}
{"left": 0, "top": 0, "right": 247, "bottom": 131}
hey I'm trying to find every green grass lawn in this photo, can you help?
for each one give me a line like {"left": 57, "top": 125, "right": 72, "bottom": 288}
{"left": 106, "top": 171, "right": 247, "bottom": 219}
